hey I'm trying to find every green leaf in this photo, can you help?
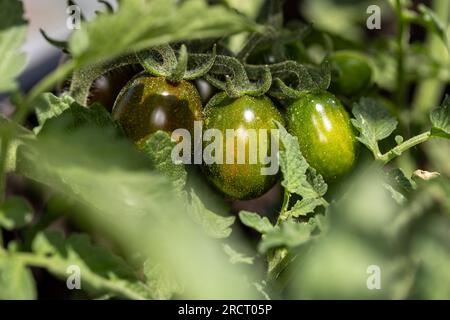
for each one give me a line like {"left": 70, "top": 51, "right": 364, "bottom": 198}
{"left": 33, "top": 93, "right": 74, "bottom": 134}
{"left": 223, "top": 244, "right": 254, "bottom": 265}
{"left": 258, "top": 219, "right": 316, "bottom": 253}
{"left": 352, "top": 97, "right": 398, "bottom": 157}
{"left": 143, "top": 131, "right": 187, "bottom": 191}
{"left": 430, "top": 95, "right": 450, "bottom": 139}
{"left": 238, "top": 211, "right": 273, "bottom": 234}
{"left": 287, "top": 197, "right": 326, "bottom": 218}
{"left": 143, "top": 260, "right": 183, "bottom": 300}
{"left": 383, "top": 183, "right": 407, "bottom": 205}
{"left": 0, "top": 196, "right": 33, "bottom": 230}
{"left": 0, "top": 257, "right": 36, "bottom": 300}
{"left": 0, "top": 0, "right": 28, "bottom": 93}
{"left": 32, "top": 231, "right": 152, "bottom": 299}
{"left": 276, "top": 122, "right": 327, "bottom": 199}
{"left": 69, "top": 0, "right": 258, "bottom": 67}
{"left": 386, "top": 168, "right": 416, "bottom": 194}
{"left": 188, "top": 191, "right": 235, "bottom": 239}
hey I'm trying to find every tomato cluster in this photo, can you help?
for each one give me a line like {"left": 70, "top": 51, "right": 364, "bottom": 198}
{"left": 84, "top": 51, "right": 369, "bottom": 200}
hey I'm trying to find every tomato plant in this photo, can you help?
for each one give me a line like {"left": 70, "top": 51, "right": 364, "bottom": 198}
{"left": 0, "top": 0, "right": 449, "bottom": 302}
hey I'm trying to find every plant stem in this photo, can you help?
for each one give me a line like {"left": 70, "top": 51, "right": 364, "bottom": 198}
{"left": 380, "top": 131, "right": 431, "bottom": 164}
{"left": 276, "top": 189, "right": 290, "bottom": 225}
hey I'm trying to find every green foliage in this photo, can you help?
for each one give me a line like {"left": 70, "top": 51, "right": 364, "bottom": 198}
{"left": 143, "top": 131, "right": 187, "bottom": 191}
{"left": 430, "top": 95, "right": 450, "bottom": 139}
{"left": 259, "top": 218, "right": 317, "bottom": 253}
{"left": 69, "top": 0, "right": 259, "bottom": 66}
{"left": 0, "top": 196, "right": 33, "bottom": 230}
{"left": 276, "top": 123, "right": 327, "bottom": 199}
{"left": 0, "top": 0, "right": 27, "bottom": 93}
{"left": 0, "top": 257, "right": 36, "bottom": 300}
{"left": 238, "top": 211, "right": 273, "bottom": 234}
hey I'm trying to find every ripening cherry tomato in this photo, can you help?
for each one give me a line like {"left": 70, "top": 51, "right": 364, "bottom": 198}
{"left": 112, "top": 75, "right": 202, "bottom": 148}
{"left": 202, "top": 93, "right": 285, "bottom": 200}
{"left": 287, "top": 91, "right": 356, "bottom": 181}
{"left": 329, "top": 50, "right": 373, "bottom": 97}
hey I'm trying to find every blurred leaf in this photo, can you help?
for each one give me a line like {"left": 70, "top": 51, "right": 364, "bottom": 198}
{"left": 14, "top": 104, "right": 257, "bottom": 299}
{"left": 410, "top": 215, "right": 450, "bottom": 299}
{"left": 0, "top": 115, "right": 35, "bottom": 172}
{"left": 387, "top": 168, "right": 416, "bottom": 194}
{"left": 418, "top": 4, "right": 450, "bottom": 53}
{"left": 188, "top": 191, "right": 235, "bottom": 239}
{"left": 143, "top": 131, "right": 187, "bottom": 192}
{"left": 430, "top": 95, "right": 450, "bottom": 139}
{"left": 0, "top": 257, "right": 36, "bottom": 300}
{"left": 287, "top": 197, "right": 327, "bottom": 218}
{"left": 223, "top": 244, "right": 254, "bottom": 265}
{"left": 0, "top": 0, "right": 27, "bottom": 93}
{"left": 31, "top": 231, "right": 152, "bottom": 299}
{"left": 69, "top": 0, "right": 258, "bottom": 66}
{"left": 352, "top": 97, "right": 398, "bottom": 157}
{"left": 276, "top": 123, "right": 327, "bottom": 199}
{"left": 239, "top": 211, "right": 273, "bottom": 234}
{"left": 33, "top": 93, "right": 74, "bottom": 134}
{"left": 143, "top": 260, "right": 183, "bottom": 300}
{"left": 0, "top": 196, "right": 33, "bottom": 230}
{"left": 383, "top": 183, "right": 406, "bottom": 205}
{"left": 258, "top": 219, "right": 316, "bottom": 253}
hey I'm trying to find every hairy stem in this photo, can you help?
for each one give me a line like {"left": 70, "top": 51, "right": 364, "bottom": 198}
{"left": 380, "top": 131, "right": 432, "bottom": 164}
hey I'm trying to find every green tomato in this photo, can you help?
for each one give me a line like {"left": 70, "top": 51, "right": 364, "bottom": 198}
{"left": 202, "top": 93, "right": 285, "bottom": 200}
{"left": 112, "top": 75, "right": 202, "bottom": 148}
{"left": 329, "top": 50, "right": 373, "bottom": 97}
{"left": 287, "top": 91, "right": 356, "bottom": 181}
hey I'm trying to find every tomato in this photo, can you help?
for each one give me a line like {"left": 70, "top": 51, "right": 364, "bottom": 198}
{"left": 202, "top": 93, "right": 285, "bottom": 200}
{"left": 88, "top": 65, "right": 141, "bottom": 111}
{"left": 286, "top": 91, "right": 356, "bottom": 181}
{"left": 329, "top": 50, "right": 373, "bottom": 97}
{"left": 57, "top": 55, "right": 140, "bottom": 111}
{"left": 112, "top": 75, "right": 202, "bottom": 148}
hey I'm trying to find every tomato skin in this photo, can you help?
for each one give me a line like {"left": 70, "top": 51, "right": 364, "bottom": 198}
{"left": 202, "top": 93, "right": 285, "bottom": 200}
{"left": 286, "top": 91, "right": 356, "bottom": 181}
{"left": 329, "top": 50, "right": 373, "bottom": 97}
{"left": 112, "top": 75, "right": 202, "bottom": 148}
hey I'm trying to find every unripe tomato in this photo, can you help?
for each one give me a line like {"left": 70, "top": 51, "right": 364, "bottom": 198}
{"left": 329, "top": 50, "right": 373, "bottom": 97}
{"left": 287, "top": 91, "right": 356, "bottom": 181}
{"left": 112, "top": 75, "right": 202, "bottom": 148}
{"left": 202, "top": 93, "right": 285, "bottom": 200}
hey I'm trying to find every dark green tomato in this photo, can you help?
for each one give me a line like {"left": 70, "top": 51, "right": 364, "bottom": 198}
{"left": 202, "top": 93, "right": 285, "bottom": 200}
{"left": 287, "top": 91, "right": 356, "bottom": 181}
{"left": 329, "top": 50, "right": 373, "bottom": 97}
{"left": 57, "top": 55, "right": 140, "bottom": 111}
{"left": 112, "top": 75, "right": 202, "bottom": 148}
